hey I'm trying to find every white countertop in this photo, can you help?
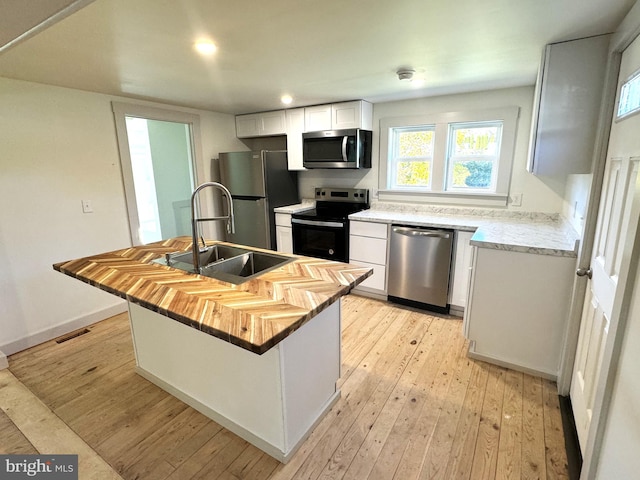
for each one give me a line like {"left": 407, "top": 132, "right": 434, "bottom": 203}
{"left": 274, "top": 199, "right": 315, "bottom": 214}
{"left": 349, "top": 203, "right": 580, "bottom": 257}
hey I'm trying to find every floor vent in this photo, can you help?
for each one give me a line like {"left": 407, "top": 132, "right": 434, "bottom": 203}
{"left": 55, "top": 328, "right": 91, "bottom": 344}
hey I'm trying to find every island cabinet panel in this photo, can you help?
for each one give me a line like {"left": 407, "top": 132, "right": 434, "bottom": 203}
{"left": 128, "top": 300, "right": 341, "bottom": 463}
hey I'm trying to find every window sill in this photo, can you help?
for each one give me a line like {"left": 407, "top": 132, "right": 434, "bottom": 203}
{"left": 377, "top": 189, "right": 509, "bottom": 208}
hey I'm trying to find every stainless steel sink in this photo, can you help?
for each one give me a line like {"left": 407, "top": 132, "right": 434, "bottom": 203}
{"left": 153, "top": 245, "right": 294, "bottom": 284}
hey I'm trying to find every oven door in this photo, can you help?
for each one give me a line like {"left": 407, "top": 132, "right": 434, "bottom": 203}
{"left": 291, "top": 218, "right": 348, "bottom": 262}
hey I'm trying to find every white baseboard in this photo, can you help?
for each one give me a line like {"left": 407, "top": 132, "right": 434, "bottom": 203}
{"left": 352, "top": 287, "right": 388, "bottom": 302}
{"left": 0, "top": 351, "right": 8, "bottom": 370}
{"left": 466, "top": 341, "right": 557, "bottom": 381}
{"left": 0, "top": 302, "right": 127, "bottom": 356}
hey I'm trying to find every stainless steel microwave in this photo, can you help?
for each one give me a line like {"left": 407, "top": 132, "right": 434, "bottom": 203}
{"left": 302, "top": 128, "right": 372, "bottom": 169}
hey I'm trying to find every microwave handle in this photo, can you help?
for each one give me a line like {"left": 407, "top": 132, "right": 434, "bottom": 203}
{"left": 341, "top": 135, "right": 348, "bottom": 162}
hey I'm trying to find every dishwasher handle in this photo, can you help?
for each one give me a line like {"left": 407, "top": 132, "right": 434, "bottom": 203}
{"left": 392, "top": 226, "right": 451, "bottom": 239}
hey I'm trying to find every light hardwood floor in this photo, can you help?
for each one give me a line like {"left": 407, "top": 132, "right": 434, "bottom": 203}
{"left": 4, "top": 295, "right": 568, "bottom": 479}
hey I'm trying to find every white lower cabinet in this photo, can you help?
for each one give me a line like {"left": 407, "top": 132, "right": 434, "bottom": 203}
{"left": 464, "top": 246, "right": 575, "bottom": 379}
{"left": 275, "top": 213, "right": 293, "bottom": 253}
{"left": 349, "top": 220, "right": 388, "bottom": 298}
{"left": 449, "top": 230, "right": 474, "bottom": 314}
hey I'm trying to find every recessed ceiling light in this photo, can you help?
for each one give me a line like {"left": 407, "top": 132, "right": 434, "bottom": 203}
{"left": 281, "top": 95, "right": 293, "bottom": 105}
{"left": 194, "top": 40, "right": 217, "bottom": 55}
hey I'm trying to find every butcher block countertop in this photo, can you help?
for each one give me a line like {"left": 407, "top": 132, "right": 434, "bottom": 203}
{"left": 53, "top": 237, "right": 372, "bottom": 354}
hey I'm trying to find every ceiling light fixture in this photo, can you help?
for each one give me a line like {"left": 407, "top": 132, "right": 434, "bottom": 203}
{"left": 396, "top": 68, "right": 415, "bottom": 82}
{"left": 281, "top": 94, "right": 293, "bottom": 105}
{"left": 194, "top": 40, "right": 217, "bottom": 55}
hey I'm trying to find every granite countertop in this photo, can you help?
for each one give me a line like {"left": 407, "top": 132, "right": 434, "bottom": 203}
{"left": 53, "top": 237, "right": 371, "bottom": 354}
{"left": 349, "top": 202, "right": 580, "bottom": 257}
{"left": 274, "top": 199, "right": 315, "bottom": 214}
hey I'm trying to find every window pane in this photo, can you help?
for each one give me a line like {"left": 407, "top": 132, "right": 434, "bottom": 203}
{"left": 396, "top": 161, "right": 431, "bottom": 186}
{"left": 446, "top": 122, "right": 502, "bottom": 192}
{"left": 453, "top": 126, "right": 499, "bottom": 156}
{"left": 450, "top": 160, "right": 494, "bottom": 188}
{"left": 398, "top": 130, "right": 434, "bottom": 157}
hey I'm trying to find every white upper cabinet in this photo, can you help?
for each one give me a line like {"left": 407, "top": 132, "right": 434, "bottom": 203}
{"left": 528, "top": 35, "right": 610, "bottom": 177}
{"left": 304, "top": 104, "right": 333, "bottom": 131}
{"left": 285, "top": 108, "right": 306, "bottom": 171}
{"left": 332, "top": 101, "right": 373, "bottom": 130}
{"left": 304, "top": 100, "right": 373, "bottom": 132}
{"left": 235, "top": 110, "right": 286, "bottom": 138}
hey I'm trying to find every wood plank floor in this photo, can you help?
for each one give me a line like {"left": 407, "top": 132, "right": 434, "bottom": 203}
{"left": 6, "top": 295, "right": 569, "bottom": 479}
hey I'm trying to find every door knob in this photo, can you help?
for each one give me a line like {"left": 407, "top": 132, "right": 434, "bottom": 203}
{"left": 576, "top": 267, "right": 593, "bottom": 279}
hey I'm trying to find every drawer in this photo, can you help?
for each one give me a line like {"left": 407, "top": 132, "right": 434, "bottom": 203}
{"left": 275, "top": 213, "right": 292, "bottom": 227}
{"left": 350, "top": 260, "right": 386, "bottom": 292}
{"left": 350, "top": 220, "right": 388, "bottom": 239}
{"left": 349, "top": 235, "right": 387, "bottom": 264}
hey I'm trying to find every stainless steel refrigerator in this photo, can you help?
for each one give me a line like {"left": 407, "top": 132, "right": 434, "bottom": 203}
{"left": 219, "top": 150, "right": 298, "bottom": 249}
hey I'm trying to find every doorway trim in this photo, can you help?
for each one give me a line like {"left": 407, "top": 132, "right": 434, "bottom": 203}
{"left": 112, "top": 102, "right": 203, "bottom": 245}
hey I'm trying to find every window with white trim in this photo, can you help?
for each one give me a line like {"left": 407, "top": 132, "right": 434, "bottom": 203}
{"left": 389, "top": 126, "right": 435, "bottom": 189}
{"left": 445, "top": 121, "right": 503, "bottom": 192}
{"left": 380, "top": 107, "right": 519, "bottom": 206}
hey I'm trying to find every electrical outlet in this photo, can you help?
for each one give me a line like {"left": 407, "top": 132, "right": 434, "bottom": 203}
{"left": 81, "top": 199, "right": 93, "bottom": 213}
{"left": 511, "top": 193, "right": 523, "bottom": 207}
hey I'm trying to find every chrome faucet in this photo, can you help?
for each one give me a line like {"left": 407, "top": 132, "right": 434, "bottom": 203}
{"left": 190, "top": 182, "right": 235, "bottom": 274}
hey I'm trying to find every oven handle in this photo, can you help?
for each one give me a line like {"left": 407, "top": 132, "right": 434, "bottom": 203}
{"left": 291, "top": 218, "right": 345, "bottom": 228}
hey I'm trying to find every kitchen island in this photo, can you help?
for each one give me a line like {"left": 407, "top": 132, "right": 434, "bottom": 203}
{"left": 54, "top": 237, "right": 372, "bottom": 462}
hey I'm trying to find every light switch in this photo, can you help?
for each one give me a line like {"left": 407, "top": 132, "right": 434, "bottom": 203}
{"left": 81, "top": 199, "right": 93, "bottom": 213}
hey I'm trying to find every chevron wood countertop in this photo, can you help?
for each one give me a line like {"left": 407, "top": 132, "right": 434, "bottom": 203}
{"left": 53, "top": 237, "right": 372, "bottom": 355}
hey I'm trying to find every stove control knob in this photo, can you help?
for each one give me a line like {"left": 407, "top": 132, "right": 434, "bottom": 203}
{"left": 329, "top": 249, "right": 334, "bottom": 255}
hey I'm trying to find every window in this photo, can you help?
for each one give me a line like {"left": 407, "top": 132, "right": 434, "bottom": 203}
{"left": 380, "top": 107, "right": 519, "bottom": 206}
{"left": 617, "top": 68, "right": 640, "bottom": 120}
{"left": 446, "top": 122, "right": 502, "bottom": 192}
{"left": 390, "top": 126, "right": 435, "bottom": 189}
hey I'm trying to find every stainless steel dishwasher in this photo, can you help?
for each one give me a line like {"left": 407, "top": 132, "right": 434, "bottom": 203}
{"left": 388, "top": 225, "right": 454, "bottom": 313}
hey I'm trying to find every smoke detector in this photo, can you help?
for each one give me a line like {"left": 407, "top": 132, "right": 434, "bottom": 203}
{"left": 396, "top": 69, "right": 415, "bottom": 81}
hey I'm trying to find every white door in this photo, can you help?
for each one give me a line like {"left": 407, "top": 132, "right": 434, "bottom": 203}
{"left": 112, "top": 103, "right": 203, "bottom": 246}
{"left": 570, "top": 34, "right": 640, "bottom": 455}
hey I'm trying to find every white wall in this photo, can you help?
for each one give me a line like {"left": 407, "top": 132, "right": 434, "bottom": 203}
{"left": 562, "top": 173, "right": 592, "bottom": 234}
{"left": 0, "top": 77, "right": 245, "bottom": 355}
{"left": 299, "top": 86, "right": 565, "bottom": 213}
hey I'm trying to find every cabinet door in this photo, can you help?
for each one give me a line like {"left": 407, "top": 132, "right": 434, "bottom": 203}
{"left": 236, "top": 114, "right": 261, "bottom": 138}
{"left": 349, "top": 235, "right": 387, "bottom": 264}
{"left": 285, "top": 109, "right": 306, "bottom": 170}
{"left": 260, "top": 111, "right": 286, "bottom": 136}
{"left": 276, "top": 226, "right": 293, "bottom": 253}
{"left": 450, "top": 230, "right": 474, "bottom": 308}
{"left": 332, "top": 101, "right": 373, "bottom": 130}
{"left": 304, "top": 105, "right": 332, "bottom": 132}
{"left": 351, "top": 260, "right": 386, "bottom": 292}
{"left": 528, "top": 35, "right": 609, "bottom": 176}
{"left": 350, "top": 220, "right": 387, "bottom": 239}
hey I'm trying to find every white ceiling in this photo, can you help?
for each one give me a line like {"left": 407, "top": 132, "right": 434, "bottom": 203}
{"left": 0, "top": 0, "right": 635, "bottom": 114}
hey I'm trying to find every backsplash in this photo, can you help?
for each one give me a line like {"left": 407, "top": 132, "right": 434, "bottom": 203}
{"left": 370, "top": 200, "right": 561, "bottom": 223}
